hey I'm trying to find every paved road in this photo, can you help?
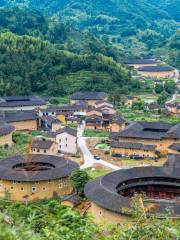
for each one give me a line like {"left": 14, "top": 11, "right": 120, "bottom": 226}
{"left": 77, "top": 124, "right": 121, "bottom": 170}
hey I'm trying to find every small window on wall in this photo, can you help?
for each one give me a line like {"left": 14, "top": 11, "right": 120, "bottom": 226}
{"left": 99, "top": 211, "right": 102, "bottom": 216}
{"left": 32, "top": 187, "right": 37, "bottom": 192}
{"left": 59, "top": 183, "right": 63, "bottom": 189}
{"left": 11, "top": 186, "right": 13, "bottom": 190}
{"left": 43, "top": 187, "right": 46, "bottom": 191}
{"left": 44, "top": 150, "right": 47, "bottom": 153}
{"left": 21, "top": 187, "right": 24, "bottom": 191}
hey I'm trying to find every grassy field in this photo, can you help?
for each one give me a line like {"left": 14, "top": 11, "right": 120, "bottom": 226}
{"left": 83, "top": 129, "right": 110, "bottom": 137}
{"left": 85, "top": 167, "right": 111, "bottom": 179}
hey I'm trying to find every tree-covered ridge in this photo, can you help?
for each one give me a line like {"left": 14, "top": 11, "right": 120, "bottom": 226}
{"left": 1, "top": 0, "right": 179, "bottom": 63}
{"left": 0, "top": 31, "right": 130, "bottom": 95}
{"left": 0, "top": 7, "right": 123, "bottom": 60}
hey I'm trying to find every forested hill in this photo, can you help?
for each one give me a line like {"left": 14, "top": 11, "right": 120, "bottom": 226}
{"left": 0, "top": 7, "right": 122, "bottom": 60}
{"left": 1, "top": 0, "right": 179, "bottom": 61}
{"left": 0, "top": 32, "right": 130, "bottom": 96}
{"left": 0, "top": 1, "right": 179, "bottom": 96}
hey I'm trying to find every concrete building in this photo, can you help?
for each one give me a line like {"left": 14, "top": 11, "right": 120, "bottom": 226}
{"left": 48, "top": 127, "right": 78, "bottom": 154}
{"left": 0, "top": 154, "right": 78, "bottom": 202}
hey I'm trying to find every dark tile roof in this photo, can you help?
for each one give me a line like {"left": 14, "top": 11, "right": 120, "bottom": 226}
{"left": 111, "top": 141, "right": 156, "bottom": 151}
{"left": 40, "top": 115, "right": 61, "bottom": 124}
{"left": 71, "top": 92, "right": 108, "bottom": 100}
{"left": 0, "top": 123, "right": 15, "bottom": 136}
{"left": 0, "top": 111, "right": 38, "bottom": 123}
{"left": 168, "top": 143, "right": 180, "bottom": 151}
{"left": 32, "top": 139, "right": 54, "bottom": 150}
{"left": 117, "top": 121, "right": 174, "bottom": 140}
{"left": 49, "top": 127, "right": 77, "bottom": 138}
{"left": 164, "top": 123, "right": 180, "bottom": 139}
{"left": 164, "top": 154, "right": 180, "bottom": 168}
{"left": 109, "top": 132, "right": 119, "bottom": 140}
{"left": 40, "top": 104, "right": 85, "bottom": 113}
{"left": 0, "top": 96, "right": 46, "bottom": 107}
{"left": 0, "top": 154, "right": 79, "bottom": 181}
{"left": 110, "top": 114, "right": 125, "bottom": 124}
{"left": 85, "top": 116, "right": 102, "bottom": 124}
{"left": 123, "top": 59, "right": 157, "bottom": 65}
{"left": 61, "top": 193, "right": 81, "bottom": 206}
{"left": 85, "top": 163, "right": 180, "bottom": 216}
{"left": 137, "top": 66, "right": 174, "bottom": 72}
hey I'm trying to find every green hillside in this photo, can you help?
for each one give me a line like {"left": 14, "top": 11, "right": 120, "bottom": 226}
{"left": 1, "top": 0, "right": 179, "bottom": 61}
{"left": 0, "top": 31, "right": 130, "bottom": 95}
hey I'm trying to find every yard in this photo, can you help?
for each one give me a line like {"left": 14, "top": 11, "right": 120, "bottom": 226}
{"left": 85, "top": 166, "right": 111, "bottom": 179}
{"left": 95, "top": 143, "right": 110, "bottom": 151}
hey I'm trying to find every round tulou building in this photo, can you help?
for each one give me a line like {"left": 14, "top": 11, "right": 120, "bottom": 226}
{"left": 85, "top": 154, "right": 180, "bottom": 224}
{"left": 0, "top": 154, "right": 79, "bottom": 202}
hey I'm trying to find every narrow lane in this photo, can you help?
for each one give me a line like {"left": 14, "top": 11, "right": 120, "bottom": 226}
{"left": 77, "top": 123, "right": 121, "bottom": 170}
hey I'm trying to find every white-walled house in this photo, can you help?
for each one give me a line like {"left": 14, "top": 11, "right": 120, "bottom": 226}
{"left": 48, "top": 127, "right": 78, "bottom": 154}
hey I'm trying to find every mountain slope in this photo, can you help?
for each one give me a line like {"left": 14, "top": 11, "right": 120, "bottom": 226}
{"left": 1, "top": 0, "right": 179, "bottom": 55}
{"left": 0, "top": 31, "right": 130, "bottom": 95}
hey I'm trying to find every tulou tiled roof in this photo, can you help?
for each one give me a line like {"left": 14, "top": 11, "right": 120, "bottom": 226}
{"left": 0, "top": 96, "right": 47, "bottom": 107}
{"left": 111, "top": 141, "right": 156, "bottom": 151}
{"left": 138, "top": 66, "right": 174, "bottom": 72}
{"left": 169, "top": 143, "right": 180, "bottom": 151}
{"left": 116, "top": 121, "right": 178, "bottom": 140}
{"left": 164, "top": 154, "right": 180, "bottom": 168}
{"left": 124, "top": 59, "right": 157, "bottom": 65}
{"left": 0, "top": 154, "right": 79, "bottom": 181}
{"left": 85, "top": 154, "right": 180, "bottom": 216}
{"left": 0, "top": 111, "right": 38, "bottom": 123}
{"left": 164, "top": 123, "right": 180, "bottom": 139}
{"left": 0, "top": 122, "right": 15, "bottom": 136}
{"left": 71, "top": 92, "right": 108, "bottom": 100}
